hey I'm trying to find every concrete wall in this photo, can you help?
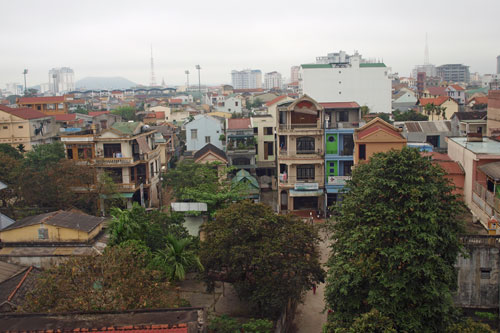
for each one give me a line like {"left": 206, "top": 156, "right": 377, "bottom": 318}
{"left": 185, "top": 115, "right": 224, "bottom": 151}
{"left": 455, "top": 237, "right": 500, "bottom": 309}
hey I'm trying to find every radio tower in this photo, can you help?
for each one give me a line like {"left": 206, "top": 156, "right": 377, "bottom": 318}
{"left": 150, "top": 44, "right": 157, "bottom": 87}
{"left": 424, "top": 33, "right": 429, "bottom": 65}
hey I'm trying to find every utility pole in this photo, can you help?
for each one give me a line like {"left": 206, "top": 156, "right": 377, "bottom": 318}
{"left": 195, "top": 65, "right": 201, "bottom": 105}
{"left": 22, "top": 69, "right": 28, "bottom": 95}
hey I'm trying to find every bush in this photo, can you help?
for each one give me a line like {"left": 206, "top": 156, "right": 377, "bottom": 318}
{"left": 208, "top": 314, "right": 240, "bottom": 333}
{"left": 241, "top": 318, "right": 273, "bottom": 333}
{"left": 446, "top": 318, "right": 494, "bottom": 333}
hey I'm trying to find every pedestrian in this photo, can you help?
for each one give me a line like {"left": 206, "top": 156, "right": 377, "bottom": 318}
{"left": 312, "top": 284, "right": 316, "bottom": 295}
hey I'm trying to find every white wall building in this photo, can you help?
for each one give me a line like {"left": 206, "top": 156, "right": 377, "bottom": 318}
{"left": 217, "top": 96, "right": 243, "bottom": 113}
{"left": 48, "top": 67, "right": 75, "bottom": 94}
{"left": 412, "top": 64, "right": 437, "bottom": 78}
{"left": 264, "top": 71, "right": 283, "bottom": 90}
{"left": 300, "top": 51, "right": 392, "bottom": 114}
{"left": 231, "top": 69, "right": 262, "bottom": 89}
{"left": 185, "top": 114, "right": 224, "bottom": 151}
{"left": 290, "top": 66, "right": 300, "bottom": 83}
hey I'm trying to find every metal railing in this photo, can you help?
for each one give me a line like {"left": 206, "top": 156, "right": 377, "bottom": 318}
{"left": 278, "top": 123, "right": 321, "bottom": 130}
{"left": 94, "top": 157, "right": 135, "bottom": 165}
{"left": 279, "top": 175, "right": 324, "bottom": 184}
{"left": 326, "top": 121, "right": 361, "bottom": 129}
{"left": 279, "top": 149, "right": 323, "bottom": 157}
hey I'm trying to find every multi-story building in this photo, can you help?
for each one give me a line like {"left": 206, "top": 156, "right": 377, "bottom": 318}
{"left": 497, "top": 55, "right": 500, "bottom": 75}
{"left": 226, "top": 118, "right": 256, "bottom": 171}
{"left": 446, "top": 84, "right": 466, "bottom": 105}
{"left": 0, "top": 105, "right": 58, "bottom": 150}
{"left": 251, "top": 114, "right": 276, "bottom": 174}
{"left": 48, "top": 67, "right": 75, "bottom": 94}
{"left": 17, "top": 96, "right": 81, "bottom": 116}
{"left": 60, "top": 122, "right": 162, "bottom": 209}
{"left": 437, "top": 64, "right": 470, "bottom": 83}
{"left": 290, "top": 66, "right": 300, "bottom": 83}
{"left": 412, "top": 64, "right": 437, "bottom": 79}
{"left": 277, "top": 95, "right": 325, "bottom": 213}
{"left": 231, "top": 69, "right": 262, "bottom": 90}
{"left": 322, "top": 102, "right": 362, "bottom": 206}
{"left": 487, "top": 90, "right": 500, "bottom": 136}
{"left": 264, "top": 71, "right": 282, "bottom": 90}
{"left": 185, "top": 114, "right": 224, "bottom": 152}
{"left": 300, "top": 50, "right": 391, "bottom": 114}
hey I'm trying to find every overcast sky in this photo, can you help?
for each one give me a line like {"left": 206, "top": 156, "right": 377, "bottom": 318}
{"left": 1, "top": 0, "right": 499, "bottom": 88}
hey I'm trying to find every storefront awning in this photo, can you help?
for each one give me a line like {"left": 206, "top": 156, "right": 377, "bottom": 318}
{"left": 99, "top": 193, "right": 134, "bottom": 199}
{"left": 289, "top": 189, "right": 324, "bottom": 197}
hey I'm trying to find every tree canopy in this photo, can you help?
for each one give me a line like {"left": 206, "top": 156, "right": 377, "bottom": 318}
{"left": 0, "top": 144, "right": 23, "bottom": 159}
{"left": 392, "top": 109, "right": 429, "bottom": 121}
{"left": 111, "top": 105, "right": 137, "bottom": 121}
{"left": 23, "top": 243, "right": 185, "bottom": 313}
{"left": 164, "top": 160, "right": 245, "bottom": 217}
{"left": 24, "top": 141, "right": 65, "bottom": 171}
{"left": 325, "top": 147, "right": 466, "bottom": 332}
{"left": 200, "top": 201, "right": 324, "bottom": 319}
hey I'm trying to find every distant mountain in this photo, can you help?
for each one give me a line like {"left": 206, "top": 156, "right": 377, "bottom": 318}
{"left": 75, "top": 77, "right": 137, "bottom": 90}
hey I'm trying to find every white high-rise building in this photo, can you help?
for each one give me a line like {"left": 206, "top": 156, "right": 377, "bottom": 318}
{"left": 412, "top": 64, "right": 437, "bottom": 78}
{"left": 290, "top": 66, "right": 300, "bottom": 83}
{"left": 48, "top": 67, "right": 75, "bottom": 94}
{"left": 300, "top": 50, "right": 392, "bottom": 114}
{"left": 264, "top": 71, "right": 282, "bottom": 90}
{"left": 231, "top": 69, "right": 262, "bottom": 89}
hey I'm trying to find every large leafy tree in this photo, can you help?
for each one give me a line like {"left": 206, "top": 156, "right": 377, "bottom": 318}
{"left": 23, "top": 243, "right": 183, "bottom": 313}
{"left": 200, "top": 201, "right": 324, "bottom": 319}
{"left": 111, "top": 105, "right": 137, "bottom": 121}
{"left": 164, "top": 160, "right": 245, "bottom": 216}
{"left": 0, "top": 143, "right": 23, "bottom": 159}
{"left": 393, "top": 109, "right": 428, "bottom": 121}
{"left": 24, "top": 141, "right": 65, "bottom": 171}
{"left": 325, "top": 147, "right": 466, "bottom": 332}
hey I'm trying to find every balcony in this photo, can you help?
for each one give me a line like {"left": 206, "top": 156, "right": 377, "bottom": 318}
{"left": 279, "top": 149, "right": 323, "bottom": 159}
{"left": 279, "top": 175, "right": 324, "bottom": 185}
{"left": 326, "top": 121, "right": 362, "bottom": 129}
{"left": 327, "top": 175, "right": 351, "bottom": 186}
{"left": 94, "top": 157, "right": 135, "bottom": 166}
{"left": 472, "top": 182, "right": 500, "bottom": 217}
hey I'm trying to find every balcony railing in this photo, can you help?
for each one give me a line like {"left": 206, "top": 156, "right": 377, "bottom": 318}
{"left": 279, "top": 175, "right": 324, "bottom": 184}
{"left": 279, "top": 149, "right": 323, "bottom": 157}
{"left": 472, "top": 182, "right": 500, "bottom": 217}
{"left": 326, "top": 122, "right": 361, "bottom": 129}
{"left": 94, "top": 157, "right": 135, "bottom": 165}
{"left": 279, "top": 123, "right": 321, "bottom": 130}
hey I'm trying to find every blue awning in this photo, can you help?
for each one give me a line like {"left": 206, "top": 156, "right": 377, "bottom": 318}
{"left": 99, "top": 193, "right": 134, "bottom": 199}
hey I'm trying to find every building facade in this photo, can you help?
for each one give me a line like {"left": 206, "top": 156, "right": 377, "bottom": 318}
{"left": 48, "top": 67, "right": 75, "bottom": 94}
{"left": 277, "top": 95, "right": 325, "bottom": 214}
{"left": 437, "top": 64, "right": 470, "bottom": 83}
{"left": 226, "top": 118, "right": 256, "bottom": 171}
{"left": 231, "top": 69, "right": 262, "bottom": 90}
{"left": 300, "top": 51, "right": 391, "bottom": 114}
{"left": 185, "top": 115, "right": 224, "bottom": 152}
{"left": 290, "top": 66, "right": 300, "bottom": 83}
{"left": 264, "top": 71, "right": 283, "bottom": 90}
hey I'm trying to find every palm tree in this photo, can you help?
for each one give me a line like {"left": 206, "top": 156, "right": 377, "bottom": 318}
{"left": 152, "top": 234, "right": 203, "bottom": 281}
{"left": 435, "top": 106, "right": 442, "bottom": 120}
{"left": 424, "top": 103, "right": 435, "bottom": 121}
{"left": 108, "top": 205, "right": 143, "bottom": 245}
{"left": 439, "top": 106, "right": 447, "bottom": 120}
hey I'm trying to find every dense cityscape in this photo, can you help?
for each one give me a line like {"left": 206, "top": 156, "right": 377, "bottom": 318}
{"left": 1, "top": 1, "right": 500, "bottom": 332}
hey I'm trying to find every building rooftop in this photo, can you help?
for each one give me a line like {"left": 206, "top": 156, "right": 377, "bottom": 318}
{"left": 320, "top": 102, "right": 360, "bottom": 109}
{"left": 18, "top": 96, "right": 65, "bottom": 104}
{"left": 227, "top": 118, "right": 251, "bottom": 130}
{"left": 449, "top": 137, "right": 500, "bottom": 155}
{"left": 111, "top": 122, "right": 142, "bottom": 135}
{"left": 0, "top": 105, "right": 50, "bottom": 120}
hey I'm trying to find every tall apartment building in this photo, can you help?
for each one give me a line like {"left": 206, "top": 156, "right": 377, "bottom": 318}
{"left": 412, "top": 64, "right": 437, "bottom": 78}
{"left": 264, "top": 71, "right": 282, "bottom": 90}
{"left": 436, "top": 64, "right": 470, "bottom": 83}
{"left": 48, "top": 67, "right": 75, "bottom": 94}
{"left": 300, "top": 50, "right": 391, "bottom": 114}
{"left": 290, "top": 66, "right": 300, "bottom": 83}
{"left": 231, "top": 69, "right": 262, "bottom": 89}
{"left": 497, "top": 56, "right": 500, "bottom": 75}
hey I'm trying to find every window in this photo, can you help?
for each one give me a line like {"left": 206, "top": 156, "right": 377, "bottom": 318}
{"left": 266, "top": 142, "right": 274, "bottom": 156}
{"left": 2, "top": 126, "right": 8, "bottom": 129}
{"left": 359, "top": 144, "right": 366, "bottom": 160}
{"left": 103, "top": 143, "right": 122, "bottom": 158}
{"left": 481, "top": 268, "right": 491, "bottom": 279}
{"left": 67, "top": 149, "right": 73, "bottom": 159}
{"left": 235, "top": 101, "right": 239, "bottom": 106}
{"left": 18, "top": 125, "right": 23, "bottom": 129}
{"left": 205, "top": 136, "right": 211, "bottom": 143}
{"left": 191, "top": 129, "right": 198, "bottom": 139}
{"left": 253, "top": 127, "right": 258, "bottom": 134}
{"left": 47, "top": 104, "right": 55, "bottom": 110}
{"left": 37, "top": 106, "right": 41, "bottom": 110}
{"left": 297, "top": 164, "right": 315, "bottom": 180}
{"left": 344, "top": 161, "right": 354, "bottom": 176}
{"left": 338, "top": 111, "right": 349, "bottom": 122}
{"left": 296, "top": 137, "right": 315, "bottom": 153}
{"left": 58, "top": 103, "right": 64, "bottom": 109}
{"left": 264, "top": 127, "right": 273, "bottom": 135}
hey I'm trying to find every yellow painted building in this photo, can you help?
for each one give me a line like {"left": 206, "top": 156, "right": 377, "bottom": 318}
{"left": 0, "top": 105, "right": 58, "bottom": 150}
{"left": 353, "top": 117, "right": 407, "bottom": 165}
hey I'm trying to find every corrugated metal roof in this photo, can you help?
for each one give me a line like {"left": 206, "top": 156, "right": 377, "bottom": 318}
{"left": 479, "top": 162, "right": 500, "bottom": 181}
{"left": 405, "top": 121, "right": 451, "bottom": 133}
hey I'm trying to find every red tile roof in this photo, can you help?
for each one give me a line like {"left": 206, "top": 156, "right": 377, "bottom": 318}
{"left": 0, "top": 105, "right": 49, "bottom": 119}
{"left": 55, "top": 114, "right": 77, "bottom": 121}
{"left": 227, "top": 118, "right": 251, "bottom": 129}
{"left": 155, "top": 111, "right": 165, "bottom": 119}
{"left": 18, "top": 96, "right": 65, "bottom": 104}
{"left": 320, "top": 102, "right": 360, "bottom": 109}
{"left": 449, "top": 84, "right": 465, "bottom": 91}
{"left": 233, "top": 88, "right": 264, "bottom": 93}
{"left": 422, "top": 152, "right": 464, "bottom": 175}
{"left": 426, "top": 86, "right": 447, "bottom": 96}
{"left": 470, "top": 96, "right": 488, "bottom": 105}
{"left": 265, "top": 95, "right": 287, "bottom": 107}
{"left": 67, "top": 99, "right": 85, "bottom": 104}
{"left": 89, "top": 111, "right": 110, "bottom": 117}
{"left": 418, "top": 96, "right": 453, "bottom": 106}
{"left": 169, "top": 99, "right": 182, "bottom": 104}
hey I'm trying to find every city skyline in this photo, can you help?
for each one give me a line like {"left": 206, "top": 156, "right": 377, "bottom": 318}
{"left": 1, "top": 0, "right": 499, "bottom": 88}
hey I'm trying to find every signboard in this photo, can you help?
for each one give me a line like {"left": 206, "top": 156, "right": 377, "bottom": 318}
{"left": 328, "top": 176, "right": 351, "bottom": 186}
{"left": 294, "top": 182, "right": 319, "bottom": 190}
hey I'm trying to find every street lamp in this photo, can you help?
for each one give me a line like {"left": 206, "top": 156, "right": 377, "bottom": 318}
{"left": 195, "top": 65, "right": 201, "bottom": 104}
{"left": 185, "top": 70, "right": 190, "bottom": 90}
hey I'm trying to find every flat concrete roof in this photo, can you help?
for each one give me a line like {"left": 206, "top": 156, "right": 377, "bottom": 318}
{"left": 449, "top": 137, "right": 500, "bottom": 155}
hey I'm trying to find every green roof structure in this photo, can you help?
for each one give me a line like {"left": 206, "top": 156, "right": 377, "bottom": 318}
{"left": 301, "top": 64, "right": 333, "bottom": 69}
{"left": 232, "top": 169, "right": 260, "bottom": 199}
{"left": 359, "top": 63, "right": 386, "bottom": 68}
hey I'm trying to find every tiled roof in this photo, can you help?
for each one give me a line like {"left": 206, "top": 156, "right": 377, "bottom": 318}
{"left": 320, "top": 102, "right": 360, "bottom": 109}
{"left": 418, "top": 96, "right": 452, "bottom": 106}
{"left": 426, "top": 86, "right": 447, "bottom": 96}
{"left": 89, "top": 111, "right": 110, "bottom": 117}
{"left": 3, "top": 210, "right": 106, "bottom": 233}
{"left": 449, "top": 84, "right": 465, "bottom": 91}
{"left": 227, "top": 118, "right": 251, "bottom": 129}
{"left": 452, "top": 111, "right": 487, "bottom": 121}
{"left": 0, "top": 105, "right": 49, "bottom": 120}
{"left": 169, "top": 99, "right": 182, "bottom": 104}
{"left": 0, "top": 266, "right": 40, "bottom": 311}
{"left": 265, "top": 95, "right": 287, "bottom": 107}
{"left": 193, "top": 143, "right": 227, "bottom": 162}
{"left": 18, "top": 96, "right": 64, "bottom": 104}
{"left": 422, "top": 152, "right": 464, "bottom": 175}
{"left": 404, "top": 120, "right": 452, "bottom": 133}
{"left": 469, "top": 96, "right": 488, "bottom": 105}
{"left": 55, "top": 114, "right": 77, "bottom": 121}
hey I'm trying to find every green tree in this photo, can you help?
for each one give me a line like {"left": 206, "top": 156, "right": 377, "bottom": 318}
{"left": 24, "top": 141, "right": 65, "bottom": 170}
{"left": 150, "top": 234, "right": 203, "bottom": 281}
{"left": 378, "top": 113, "right": 392, "bottom": 124}
{"left": 392, "top": 110, "right": 428, "bottom": 121}
{"left": 325, "top": 147, "right": 465, "bottom": 332}
{"left": 360, "top": 105, "right": 370, "bottom": 117}
{"left": 22, "top": 242, "right": 184, "bottom": 313}
{"left": 445, "top": 318, "right": 494, "bottom": 333}
{"left": 16, "top": 143, "right": 26, "bottom": 153}
{"left": 111, "top": 105, "right": 137, "bottom": 121}
{"left": 0, "top": 143, "right": 23, "bottom": 159}
{"left": 200, "top": 201, "right": 324, "bottom": 319}
{"left": 424, "top": 103, "right": 435, "bottom": 121}
{"left": 164, "top": 160, "right": 245, "bottom": 217}
{"left": 74, "top": 105, "right": 89, "bottom": 115}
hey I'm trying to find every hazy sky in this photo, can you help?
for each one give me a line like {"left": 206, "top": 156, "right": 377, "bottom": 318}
{"left": 1, "top": 0, "right": 499, "bottom": 88}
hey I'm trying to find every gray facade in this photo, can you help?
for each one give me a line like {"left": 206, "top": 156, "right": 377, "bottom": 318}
{"left": 437, "top": 64, "right": 470, "bottom": 83}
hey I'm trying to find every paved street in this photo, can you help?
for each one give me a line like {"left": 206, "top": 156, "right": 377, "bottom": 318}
{"left": 291, "top": 228, "right": 330, "bottom": 333}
